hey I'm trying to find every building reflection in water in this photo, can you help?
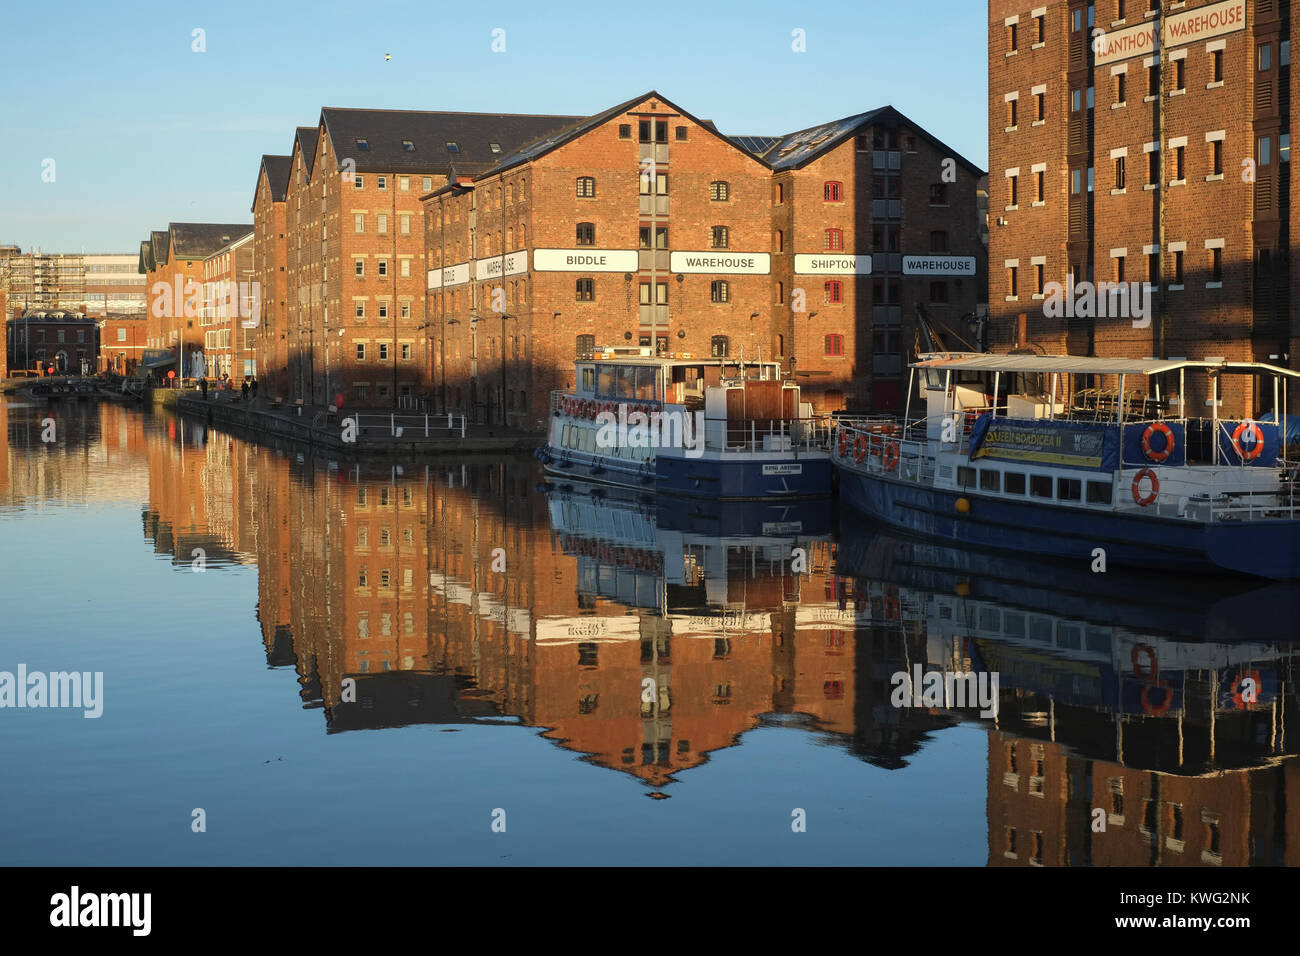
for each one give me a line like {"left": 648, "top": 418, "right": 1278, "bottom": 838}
{"left": 4, "top": 401, "right": 1298, "bottom": 864}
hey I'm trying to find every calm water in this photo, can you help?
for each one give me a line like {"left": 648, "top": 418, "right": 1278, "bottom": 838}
{"left": 1, "top": 399, "right": 1298, "bottom": 866}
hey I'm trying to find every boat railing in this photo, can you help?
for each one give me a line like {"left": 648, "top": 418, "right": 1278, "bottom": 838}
{"left": 834, "top": 419, "right": 935, "bottom": 483}
{"left": 714, "top": 415, "right": 833, "bottom": 454}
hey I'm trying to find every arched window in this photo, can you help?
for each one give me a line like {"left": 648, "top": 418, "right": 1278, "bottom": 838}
{"left": 824, "top": 280, "right": 843, "bottom": 303}
{"left": 824, "top": 228, "right": 844, "bottom": 251}
{"left": 576, "top": 334, "right": 595, "bottom": 358}
{"left": 576, "top": 176, "right": 596, "bottom": 198}
{"left": 710, "top": 181, "right": 730, "bottom": 201}
{"left": 711, "top": 225, "right": 729, "bottom": 249}
{"left": 711, "top": 335, "right": 730, "bottom": 357}
{"left": 576, "top": 222, "right": 595, "bottom": 245}
{"left": 824, "top": 181, "right": 843, "bottom": 202}
{"left": 711, "top": 280, "right": 730, "bottom": 303}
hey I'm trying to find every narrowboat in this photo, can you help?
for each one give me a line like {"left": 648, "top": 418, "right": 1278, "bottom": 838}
{"left": 833, "top": 352, "right": 1300, "bottom": 580}
{"left": 538, "top": 348, "right": 832, "bottom": 500}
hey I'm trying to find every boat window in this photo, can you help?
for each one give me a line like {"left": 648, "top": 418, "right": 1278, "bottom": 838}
{"left": 618, "top": 366, "right": 637, "bottom": 398}
{"left": 561, "top": 424, "right": 569, "bottom": 447}
{"left": 1057, "top": 477, "right": 1082, "bottom": 501}
{"left": 637, "top": 366, "right": 656, "bottom": 400}
{"left": 1086, "top": 480, "right": 1113, "bottom": 504}
{"left": 597, "top": 365, "right": 616, "bottom": 395}
{"left": 582, "top": 367, "right": 595, "bottom": 390}
{"left": 1004, "top": 613, "right": 1026, "bottom": 639}
{"left": 1085, "top": 627, "right": 1109, "bottom": 653}
{"left": 923, "top": 369, "right": 944, "bottom": 390}
{"left": 1004, "top": 472, "right": 1026, "bottom": 494}
{"left": 957, "top": 466, "right": 977, "bottom": 488}
{"left": 1029, "top": 617, "right": 1053, "bottom": 642}
{"left": 1030, "top": 475, "right": 1053, "bottom": 498}
{"left": 979, "top": 470, "right": 1001, "bottom": 492}
{"left": 1057, "top": 624, "right": 1082, "bottom": 650}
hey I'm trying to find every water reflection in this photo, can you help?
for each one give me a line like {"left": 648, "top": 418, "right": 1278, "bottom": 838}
{"left": 3, "top": 400, "right": 1299, "bottom": 864}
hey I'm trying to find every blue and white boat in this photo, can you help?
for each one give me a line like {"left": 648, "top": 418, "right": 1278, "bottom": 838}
{"left": 539, "top": 348, "right": 832, "bottom": 500}
{"left": 833, "top": 352, "right": 1300, "bottom": 580}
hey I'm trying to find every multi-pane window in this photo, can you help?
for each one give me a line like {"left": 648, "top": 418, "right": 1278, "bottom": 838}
{"left": 356, "top": 302, "right": 366, "bottom": 319}
{"left": 709, "top": 181, "right": 729, "bottom": 201}
{"left": 354, "top": 175, "right": 364, "bottom": 190}
{"left": 576, "top": 222, "right": 595, "bottom": 245}
{"left": 824, "top": 181, "right": 843, "bottom": 202}
{"left": 1114, "top": 156, "right": 1125, "bottom": 190}
{"left": 379, "top": 343, "right": 389, "bottom": 360}
{"left": 639, "top": 226, "right": 668, "bottom": 248}
{"left": 377, "top": 214, "right": 388, "bottom": 234}
{"left": 355, "top": 259, "right": 365, "bottom": 277}
{"left": 824, "top": 228, "right": 844, "bottom": 250}
{"left": 378, "top": 303, "right": 388, "bottom": 319}
{"left": 576, "top": 334, "right": 595, "bottom": 357}
{"left": 825, "top": 334, "right": 844, "bottom": 356}
{"left": 576, "top": 278, "right": 594, "bottom": 301}
{"left": 356, "top": 343, "right": 366, "bottom": 360}
{"left": 824, "top": 280, "right": 843, "bottom": 303}
{"left": 377, "top": 176, "right": 387, "bottom": 190}
{"left": 354, "top": 213, "right": 364, "bottom": 233}
{"left": 576, "top": 176, "right": 596, "bottom": 198}
{"left": 711, "top": 335, "right": 729, "bottom": 357}
{"left": 930, "top": 183, "right": 948, "bottom": 205}
{"left": 377, "top": 260, "right": 388, "bottom": 276}
{"left": 710, "top": 280, "right": 729, "bottom": 303}
{"left": 711, "top": 226, "right": 729, "bottom": 248}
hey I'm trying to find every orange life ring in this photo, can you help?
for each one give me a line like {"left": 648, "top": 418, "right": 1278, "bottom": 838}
{"left": 853, "top": 435, "right": 868, "bottom": 463}
{"left": 883, "top": 440, "right": 900, "bottom": 471}
{"left": 1232, "top": 420, "right": 1264, "bottom": 461}
{"left": 837, "top": 431, "right": 848, "bottom": 457}
{"left": 1131, "top": 643, "right": 1157, "bottom": 680}
{"left": 1231, "top": 670, "right": 1262, "bottom": 709}
{"left": 1141, "top": 422, "right": 1175, "bottom": 463}
{"left": 1132, "top": 468, "right": 1158, "bottom": 506}
{"left": 1141, "top": 681, "right": 1172, "bottom": 716}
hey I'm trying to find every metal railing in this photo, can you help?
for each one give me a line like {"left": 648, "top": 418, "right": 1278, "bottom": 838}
{"left": 313, "top": 411, "right": 468, "bottom": 439}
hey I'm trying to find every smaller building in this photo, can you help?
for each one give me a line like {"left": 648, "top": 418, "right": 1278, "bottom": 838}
{"left": 200, "top": 233, "right": 256, "bottom": 380}
{"left": 99, "top": 315, "right": 148, "bottom": 374}
{"left": 5, "top": 309, "right": 100, "bottom": 375}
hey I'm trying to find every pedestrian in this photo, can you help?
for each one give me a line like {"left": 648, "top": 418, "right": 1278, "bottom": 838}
{"left": 200, "top": 377, "right": 208, "bottom": 399}
{"left": 241, "top": 379, "right": 250, "bottom": 401}
{"left": 251, "top": 377, "right": 258, "bottom": 398}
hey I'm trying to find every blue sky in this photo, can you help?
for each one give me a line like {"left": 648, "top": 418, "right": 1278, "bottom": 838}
{"left": 0, "top": 0, "right": 988, "bottom": 253}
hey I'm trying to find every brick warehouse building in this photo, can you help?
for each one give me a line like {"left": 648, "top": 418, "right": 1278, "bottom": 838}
{"left": 272, "top": 109, "right": 584, "bottom": 408}
{"left": 251, "top": 155, "right": 290, "bottom": 397}
{"left": 423, "top": 91, "right": 985, "bottom": 428}
{"left": 136, "top": 223, "right": 253, "bottom": 379}
{"left": 989, "top": 0, "right": 1295, "bottom": 414}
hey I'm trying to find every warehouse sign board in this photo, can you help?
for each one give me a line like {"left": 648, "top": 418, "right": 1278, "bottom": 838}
{"left": 794, "top": 254, "right": 872, "bottom": 275}
{"left": 1094, "top": 0, "right": 1245, "bottom": 66}
{"left": 474, "top": 250, "right": 528, "bottom": 281}
{"left": 534, "top": 249, "right": 638, "bottom": 272}
{"left": 427, "top": 262, "right": 470, "bottom": 289}
{"left": 670, "top": 251, "right": 771, "bottom": 274}
{"left": 903, "top": 255, "right": 977, "bottom": 276}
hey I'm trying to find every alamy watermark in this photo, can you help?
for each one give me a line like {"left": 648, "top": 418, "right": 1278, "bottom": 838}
{"left": 1043, "top": 278, "right": 1153, "bottom": 328}
{"left": 0, "top": 665, "right": 103, "bottom": 718}
{"left": 592, "top": 403, "right": 705, "bottom": 458}
{"left": 890, "top": 666, "right": 998, "bottom": 718}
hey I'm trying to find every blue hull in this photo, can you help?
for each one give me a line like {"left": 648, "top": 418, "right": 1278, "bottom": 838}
{"left": 836, "top": 465, "right": 1300, "bottom": 581}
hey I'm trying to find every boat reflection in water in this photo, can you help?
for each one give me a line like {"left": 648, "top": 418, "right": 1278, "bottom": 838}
{"left": 837, "top": 512, "right": 1300, "bottom": 865}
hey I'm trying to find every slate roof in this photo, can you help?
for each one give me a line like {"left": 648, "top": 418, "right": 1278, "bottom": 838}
{"left": 254, "top": 154, "right": 292, "bottom": 210}
{"left": 425, "top": 91, "right": 759, "bottom": 198}
{"left": 729, "top": 135, "right": 783, "bottom": 156}
{"left": 137, "top": 239, "right": 154, "bottom": 275}
{"left": 167, "top": 223, "right": 254, "bottom": 260}
{"left": 294, "top": 126, "right": 320, "bottom": 176}
{"left": 757, "top": 105, "right": 985, "bottom": 175}
{"left": 151, "top": 230, "right": 170, "bottom": 266}
{"left": 318, "top": 107, "right": 584, "bottom": 177}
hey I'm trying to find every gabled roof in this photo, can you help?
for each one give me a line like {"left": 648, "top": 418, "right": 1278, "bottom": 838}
{"left": 431, "top": 91, "right": 764, "bottom": 196}
{"left": 294, "top": 126, "right": 320, "bottom": 177}
{"left": 137, "top": 239, "right": 154, "bottom": 275}
{"left": 151, "top": 230, "right": 170, "bottom": 266}
{"left": 167, "top": 223, "right": 254, "bottom": 260}
{"left": 755, "top": 105, "right": 985, "bottom": 175}
{"left": 318, "top": 107, "right": 583, "bottom": 177}
{"left": 251, "top": 154, "right": 292, "bottom": 211}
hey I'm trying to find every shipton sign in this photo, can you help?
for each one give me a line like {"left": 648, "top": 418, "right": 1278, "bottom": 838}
{"left": 794, "top": 254, "right": 872, "bottom": 275}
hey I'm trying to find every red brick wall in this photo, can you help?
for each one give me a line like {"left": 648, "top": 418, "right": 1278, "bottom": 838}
{"left": 253, "top": 169, "right": 288, "bottom": 397}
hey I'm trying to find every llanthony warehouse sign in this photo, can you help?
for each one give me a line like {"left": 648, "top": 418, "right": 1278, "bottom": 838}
{"left": 1095, "top": 0, "right": 1246, "bottom": 66}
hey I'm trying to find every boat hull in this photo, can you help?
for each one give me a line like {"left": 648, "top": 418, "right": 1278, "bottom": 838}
{"left": 541, "top": 448, "right": 832, "bottom": 500}
{"left": 835, "top": 463, "right": 1300, "bottom": 581}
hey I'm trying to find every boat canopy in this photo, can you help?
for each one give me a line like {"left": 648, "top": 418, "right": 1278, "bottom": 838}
{"left": 912, "top": 352, "right": 1300, "bottom": 379}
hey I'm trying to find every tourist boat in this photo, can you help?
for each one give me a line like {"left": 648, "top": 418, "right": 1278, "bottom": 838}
{"left": 539, "top": 348, "right": 832, "bottom": 499}
{"left": 833, "top": 353, "right": 1300, "bottom": 580}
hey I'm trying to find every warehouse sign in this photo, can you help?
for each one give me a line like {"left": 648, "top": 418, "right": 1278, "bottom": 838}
{"left": 903, "top": 255, "right": 976, "bottom": 276}
{"left": 474, "top": 250, "right": 528, "bottom": 281}
{"left": 669, "top": 251, "right": 771, "bottom": 274}
{"left": 794, "top": 254, "right": 872, "bottom": 275}
{"left": 1095, "top": 0, "right": 1245, "bottom": 65}
{"left": 534, "top": 248, "right": 638, "bottom": 272}
{"left": 426, "top": 262, "right": 470, "bottom": 289}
